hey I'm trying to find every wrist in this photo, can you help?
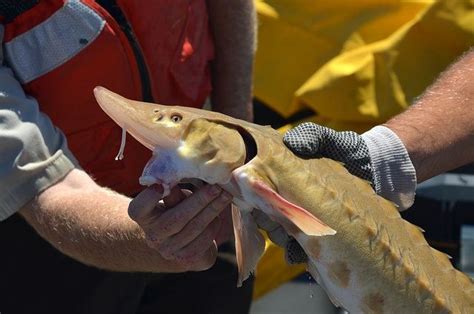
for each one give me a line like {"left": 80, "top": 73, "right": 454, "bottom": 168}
{"left": 361, "top": 126, "right": 417, "bottom": 210}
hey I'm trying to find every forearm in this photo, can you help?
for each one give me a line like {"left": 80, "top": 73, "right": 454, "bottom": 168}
{"left": 385, "top": 49, "right": 474, "bottom": 182}
{"left": 207, "top": 0, "right": 256, "bottom": 121}
{"left": 19, "top": 169, "right": 208, "bottom": 273}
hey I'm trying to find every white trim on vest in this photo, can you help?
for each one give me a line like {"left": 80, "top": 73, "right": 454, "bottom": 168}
{"left": 4, "top": 0, "right": 105, "bottom": 84}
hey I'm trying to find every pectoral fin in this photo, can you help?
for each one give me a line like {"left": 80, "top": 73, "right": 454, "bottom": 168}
{"left": 251, "top": 180, "right": 336, "bottom": 237}
{"left": 232, "top": 205, "right": 266, "bottom": 287}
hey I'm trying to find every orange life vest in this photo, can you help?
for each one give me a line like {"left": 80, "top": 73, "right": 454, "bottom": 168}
{"left": 2, "top": 0, "right": 215, "bottom": 195}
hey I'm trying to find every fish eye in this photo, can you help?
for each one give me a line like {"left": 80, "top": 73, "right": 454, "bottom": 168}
{"left": 170, "top": 114, "right": 182, "bottom": 123}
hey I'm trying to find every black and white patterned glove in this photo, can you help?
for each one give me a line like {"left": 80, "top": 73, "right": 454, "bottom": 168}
{"left": 283, "top": 123, "right": 374, "bottom": 184}
{"left": 256, "top": 123, "right": 417, "bottom": 264}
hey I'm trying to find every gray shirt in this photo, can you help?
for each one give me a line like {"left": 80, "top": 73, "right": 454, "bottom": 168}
{"left": 0, "top": 39, "right": 78, "bottom": 221}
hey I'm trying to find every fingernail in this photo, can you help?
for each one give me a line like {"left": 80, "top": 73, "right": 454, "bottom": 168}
{"left": 209, "top": 185, "right": 221, "bottom": 196}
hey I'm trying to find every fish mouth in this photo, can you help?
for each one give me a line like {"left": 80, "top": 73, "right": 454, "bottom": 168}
{"left": 139, "top": 175, "right": 205, "bottom": 197}
{"left": 139, "top": 176, "right": 175, "bottom": 197}
{"left": 139, "top": 157, "right": 177, "bottom": 197}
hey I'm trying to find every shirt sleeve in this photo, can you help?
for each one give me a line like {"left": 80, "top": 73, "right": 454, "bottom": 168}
{"left": 0, "top": 39, "right": 79, "bottom": 221}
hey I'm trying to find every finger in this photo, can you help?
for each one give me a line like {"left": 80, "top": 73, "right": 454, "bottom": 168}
{"left": 215, "top": 204, "right": 234, "bottom": 245}
{"left": 286, "top": 238, "right": 308, "bottom": 264}
{"left": 252, "top": 209, "right": 281, "bottom": 232}
{"left": 267, "top": 226, "right": 290, "bottom": 247}
{"left": 283, "top": 122, "right": 325, "bottom": 157}
{"left": 158, "top": 191, "right": 232, "bottom": 256}
{"left": 163, "top": 186, "right": 187, "bottom": 208}
{"left": 185, "top": 243, "right": 218, "bottom": 272}
{"left": 165, "top": 218, "right": 221, "bottom": 260}
{"left": 151, "top": 184, "right": 223, "bottom": 241}
{"left": 128, "top": 185, "right": 165, "bottom": 224}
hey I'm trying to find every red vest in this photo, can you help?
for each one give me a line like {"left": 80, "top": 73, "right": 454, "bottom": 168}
{"left": 2, "top": 0, "right": 215, "bottom": 195}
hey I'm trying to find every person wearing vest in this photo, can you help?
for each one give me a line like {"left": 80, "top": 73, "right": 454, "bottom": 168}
{"left": 0, "top": 0, "right": 255, "bottom": 313}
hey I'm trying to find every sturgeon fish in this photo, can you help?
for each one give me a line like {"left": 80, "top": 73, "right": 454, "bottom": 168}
{"left": 94, "top": 86, "right": 473, "bottom": 313}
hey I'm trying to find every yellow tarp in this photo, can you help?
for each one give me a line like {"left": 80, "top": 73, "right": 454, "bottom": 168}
{"left": 253, "top": 0, "right": 474, "bottom": 299}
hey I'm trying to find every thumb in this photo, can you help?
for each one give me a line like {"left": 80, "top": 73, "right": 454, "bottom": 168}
{"left": 128, "top": 184, "right": 165, "bottom": 223}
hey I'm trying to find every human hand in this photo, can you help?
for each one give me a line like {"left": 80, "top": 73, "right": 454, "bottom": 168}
{"left": 255, "top": 122, "right": 416, "bottom": 264}
{"left": 128, "top": 184, "right": 233, "bottom": 271}
{"left": 284, "top": 123, "right": 415, "bottom": 208}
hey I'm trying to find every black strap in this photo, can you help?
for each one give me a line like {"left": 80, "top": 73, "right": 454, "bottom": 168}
{"left": 97, "top": 0, "right": 154, "bottom": 102}
{"left": 0, "top": 0, "right": 39, "bottom": 23}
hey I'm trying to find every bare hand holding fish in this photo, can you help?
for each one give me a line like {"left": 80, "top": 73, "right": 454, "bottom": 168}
{"left": 129, "top": 183, "right": 233, "bottom": 269}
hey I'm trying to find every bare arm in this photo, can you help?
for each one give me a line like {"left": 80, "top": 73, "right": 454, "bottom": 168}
{"left": 385, "top": 49, "right": 474, "bottom": 182}
{"left": 207, "top": 0, "right": 256, "bottom": 121}
{"left": 19, "top": 169, "right": 219, "bottom": 273}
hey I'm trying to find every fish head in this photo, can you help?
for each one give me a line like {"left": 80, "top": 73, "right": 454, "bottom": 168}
{"left": 94, "top": 86, "right": 192, "bottom": 151}
{"left": 94, "top": 86, "right": 247, "bottom": 193}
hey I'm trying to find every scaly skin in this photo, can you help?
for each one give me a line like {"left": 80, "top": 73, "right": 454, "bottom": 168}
{"left": 94, "top": 87, "right": 474, "bottom": 313}
{"left": 237, "top": 122, "right": 474, "bottom": 313}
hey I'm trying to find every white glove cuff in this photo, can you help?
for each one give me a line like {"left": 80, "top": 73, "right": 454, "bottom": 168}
{"left": 361, "top": 126, "right": 417, "bottom": 210}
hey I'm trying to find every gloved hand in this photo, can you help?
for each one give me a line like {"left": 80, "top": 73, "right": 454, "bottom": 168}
{"left": 255, "top": 122, "right": 417, "bottom": 264}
